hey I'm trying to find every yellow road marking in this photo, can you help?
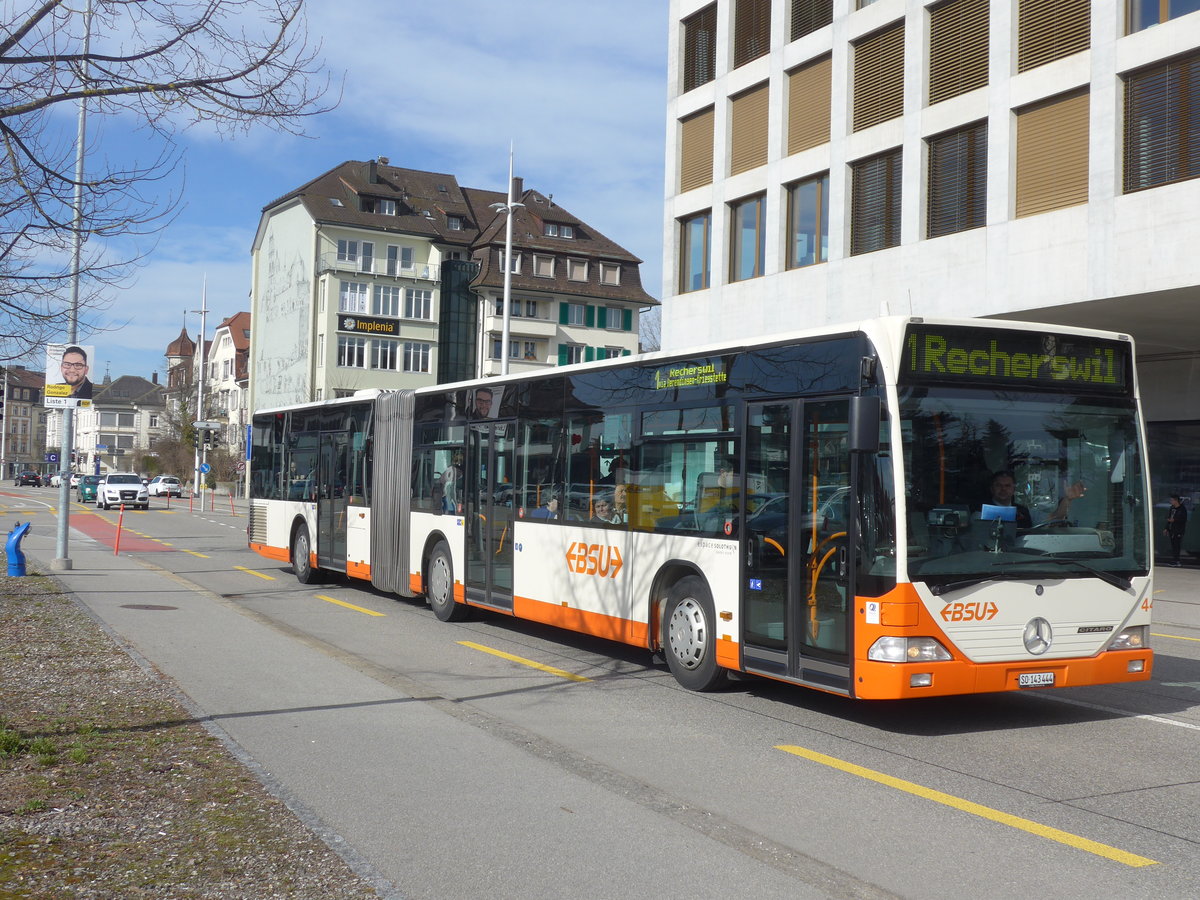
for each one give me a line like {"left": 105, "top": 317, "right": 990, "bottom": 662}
{"left": 181, "top": 550, "right": 210, "bottom": 558}
{"left": 315, "top": 594, "right": 385, "bottom": 617}
{"left": 458, "top": 641, "right": 590, "bottom": 682}
{"left": 233, "top": 563, "right": 277, "bottom": 576}
{"left": 776, "top": 745, "right": 1158, "bottom": 868}
{"left": 1152, "top": 631, "right": 1200, "bottom": 642}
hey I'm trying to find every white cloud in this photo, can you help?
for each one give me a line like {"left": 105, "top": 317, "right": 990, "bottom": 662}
{"left": 90, "top": 0, "right": 668, "bottom": 378}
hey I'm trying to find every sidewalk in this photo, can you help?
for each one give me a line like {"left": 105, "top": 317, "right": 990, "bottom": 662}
{"left": 1147, "top": 561, "right": 1200, "bottom": 631}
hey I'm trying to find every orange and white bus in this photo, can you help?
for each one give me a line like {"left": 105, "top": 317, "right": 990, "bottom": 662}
{"left": 247, "top": 316, "right": 1153, "bottom": 698}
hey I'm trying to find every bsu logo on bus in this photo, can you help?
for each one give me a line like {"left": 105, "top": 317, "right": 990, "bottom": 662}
{"left": 566, "top": 542, "right": 623, "bottom": 578}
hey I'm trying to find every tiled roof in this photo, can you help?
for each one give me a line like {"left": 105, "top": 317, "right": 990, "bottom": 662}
{"left": 166, "top": 326, "right": 195, "bottom": 358}
{"left": 261, "top": 160, "right": 656, "bottom": 306}
{"left": 94, "top": 375, "right": 165, "bottom": 409}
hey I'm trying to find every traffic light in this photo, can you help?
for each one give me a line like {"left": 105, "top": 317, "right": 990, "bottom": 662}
{"left": 201, "top": 428, "right": 213, "bottom": 450}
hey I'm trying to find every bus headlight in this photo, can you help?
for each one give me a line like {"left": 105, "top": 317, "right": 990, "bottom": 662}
{"left": 868, "top": 636, "right": 953, "bottom": 663}
{"left": 1109, "top": 626, "right": 1148, "bottom": 650}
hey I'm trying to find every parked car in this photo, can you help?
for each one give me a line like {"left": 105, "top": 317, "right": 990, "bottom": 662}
{"left": 96, "top": 472, "right": 149, "bottom": 510}
{"left": 14, "top": 471, "right": 42, "bottom": 487}
{"left": 147, "top": 475, "right": 183, "bottom": 498}
{"left": 77, "top": 474, "right": 102, "bottom": 503}
{"left": 71, "top": 473, "right": 81, "bottom": 487}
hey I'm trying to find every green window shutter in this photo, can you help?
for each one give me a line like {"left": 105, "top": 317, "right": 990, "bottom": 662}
{"left": 622, "top": 309, "right": 633, "bottom": 331}
{"left": 559, "top": 302, "right": 569, "bottom": 324}
{"left": 558, "top": 345, "right": 569, "bottom": 365}
{"left": 597, "top": 307, "right": 608, "bottom": 329}
{"left": 585, "top": 346, "right": 595, "bottom": 362}
{"left": 623, "top": 349, "right": 632, "bottom": 356}
{"left": 585, "top": 305, "right": 596, "bottom": 328}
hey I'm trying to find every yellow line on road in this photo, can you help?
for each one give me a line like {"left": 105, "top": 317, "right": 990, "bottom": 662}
{"left": 776, "top": 745, "right": 1158, "bottom": 868}
{"left": 182, "top": 550, "right": 209, "bottom": 558}
{"left": 232, "top": 564, "right": 272, "bottom": 576}
{"left": 315, "top": 594, "right": 385, "bottom": 617}
{"left": 1152, "top": 631, "right": 1200, "bottom": 642}
{"left": 457, "top": 641, "right": 590, "bottom": 682}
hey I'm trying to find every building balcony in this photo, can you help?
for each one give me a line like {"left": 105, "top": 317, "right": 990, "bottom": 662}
{"left": 481, "top": 312, "right": 558, "bottom": 338}
{"left": 320, "top": 254, "right": 440, "bottom": 282}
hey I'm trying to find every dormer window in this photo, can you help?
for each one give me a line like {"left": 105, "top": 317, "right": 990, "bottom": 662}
{"left": 360, "top": 196, "right": 397, "bottom": 216}
{"left": 599, "top": 262, "right": 621, "bottom": 286}
{"left": 447, "top": 215, "right": 464, "bottom": 231}
{"left": 544, "top": 222, "right": 575, "bottom": 239}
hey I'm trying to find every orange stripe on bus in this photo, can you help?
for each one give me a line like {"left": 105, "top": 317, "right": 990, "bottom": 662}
{"left": 513, "top": 595, "right": 648, "bottom": 648}
{"left": 716, "top": 633, "right": 740, "bottom": 669}
{"left": 249, "top": 542, "right": 290, "bottom": 563}
{"left": 346, "top": 560, "right": 371, "bottom": 581}
{"left": 409, "top": 572, "right": 423, "bottom": 595}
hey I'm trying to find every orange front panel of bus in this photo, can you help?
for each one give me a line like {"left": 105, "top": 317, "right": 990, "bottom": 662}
{"left": 851, "top": 583, "right": 1153, "bottom": 700}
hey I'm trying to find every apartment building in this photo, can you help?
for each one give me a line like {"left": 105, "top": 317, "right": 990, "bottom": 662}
{"left": 1, "top": 366, "right": 48, "bottom": 479}
{"left": 69, "top": 375, "right": 167, "bottom": 476}
{"left": 207, "top": 312, "right": 251, "bottom": 452}
{"left": 250, "top": 159, "right": 655, "bottom": 412}
{"left": 664, "top": 0, "right": 1200, "bottom": 501}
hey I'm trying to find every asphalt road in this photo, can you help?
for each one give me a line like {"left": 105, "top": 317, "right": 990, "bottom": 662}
{"left": 7, "top": 486, "right": 1200, "bottom": 900}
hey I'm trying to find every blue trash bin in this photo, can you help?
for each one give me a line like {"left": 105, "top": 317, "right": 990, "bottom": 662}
{"left": 7, "top": 521, "right": 31, "bottom": 576}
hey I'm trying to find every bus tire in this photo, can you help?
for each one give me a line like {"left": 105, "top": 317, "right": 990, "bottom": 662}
{"left": 292, "top": 525, "right": 321, "bottom": 585}
{"left": 428, "top": 541, "right": 467, "bottom": 622}
{"left": 663, "top": 576, "right": 727, "bottom": 691}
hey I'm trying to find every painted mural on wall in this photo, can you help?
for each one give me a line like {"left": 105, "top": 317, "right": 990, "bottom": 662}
{"left": 254, "top": 233, "right": 311, "bottom": 409}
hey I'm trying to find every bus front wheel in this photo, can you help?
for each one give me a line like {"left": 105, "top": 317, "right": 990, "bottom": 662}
{"left": 428, "top": 541, "right": 467, "bottom": 622}
{"left": 292, "top": 526, "right": 321, "bottom": 584}
{"left": 663, "top": 576, "right": 727, "bottom": 691}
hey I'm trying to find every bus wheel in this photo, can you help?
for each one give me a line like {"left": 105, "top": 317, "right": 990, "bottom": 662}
{"left": 428, "top": 541, "right": 467, "bottom": 622}
{"left": 292, "top": 526, "right": 321, "bottom": 585}
{"left": 663, "top": 576, "right": 727, "bottom": 691}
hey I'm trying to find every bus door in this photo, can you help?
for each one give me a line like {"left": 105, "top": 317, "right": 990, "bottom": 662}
{"left": 743, "top": 398, "right": 851, "bottom": 692}
{"left": 316, "top": 431, "right": 348, "bottom": 572}
{"left": 464, "top": 421, "right": 515, "bottom": 611}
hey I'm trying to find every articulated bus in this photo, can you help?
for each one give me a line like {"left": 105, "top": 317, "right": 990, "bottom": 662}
{"left": 247, "top": 317, "right": 1153, "bottom": 699}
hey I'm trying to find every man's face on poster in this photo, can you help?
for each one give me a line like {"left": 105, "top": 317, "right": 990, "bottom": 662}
{"left": 61, "top": 351, "right": 88, "bottom": 387}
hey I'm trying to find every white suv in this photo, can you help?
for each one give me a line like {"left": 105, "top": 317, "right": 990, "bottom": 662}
{"left": 148, "top": 475, "right": 182, "bottom": 497}
{"left": 96, "top": 473, "right": 149, "bottom": 510}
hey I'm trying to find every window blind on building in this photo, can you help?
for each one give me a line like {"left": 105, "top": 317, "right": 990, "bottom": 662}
{"left": 1124, "top": 53, "right": 1200, "bottom": 193}
{"left": 791, "top": 0, "right": 833, "bottom": 41}
{"left": 927, "top": 121, "right": 988, "bottom": 238}
{"left": 850, "top": 149, "right": 902, "bottom": 254}
{"left": 853, "top": 22, "right": 905, "bottom": 131}
{"left": 788, "top": 55, "right": 832, "bottom": 155}
{"left": 734, "top": 0, "right": 771, "bottom": 68}
{"left": 683, "top": 4, "right": 718, "bottom": 93}
{"left": 928, "top": 0, "right": 989, "bottom": 105}
{"left": 1016, "top": 90, "right": 1089, "bottom": 216}
{"left": 1017, "top": 0, "right": 1090, "bottom": 73}
{"left": 730, "top": 83, "right": 770, "bottom": 175}
{"left": 680, "top": 107, "right": 715, "bottom": 192}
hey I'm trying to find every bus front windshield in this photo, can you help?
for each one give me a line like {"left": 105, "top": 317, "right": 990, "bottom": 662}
{"left": 901, "top": 387, "right": 1149, "bottom": 585}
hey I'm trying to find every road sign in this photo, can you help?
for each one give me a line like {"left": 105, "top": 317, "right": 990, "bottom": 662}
{"left": 45, "top": 452, "right": 58, "bottom": 463}
{"left": 96, "top": 444, "right": 108, "bottom": 450}
{"left": 200, "top": 462, "right": 211, "bottom": 474}
{"left": 234, "top": 459, "right": 245, "bottom": 473}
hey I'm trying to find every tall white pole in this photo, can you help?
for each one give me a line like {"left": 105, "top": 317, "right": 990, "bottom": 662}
{"left": 0, "top": 367, "right": 8, "bottom": 476}
{"left": 193, "top": 279, "right": 208, "bottom": 497}
{"left": 500, "top": 145, "right": 515, "bottom": 376}
{"left": 54, "top": 0, "right": 93, "bottom": 571}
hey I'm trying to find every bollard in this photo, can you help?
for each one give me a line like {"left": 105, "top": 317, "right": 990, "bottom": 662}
{"left": 6, "top": 521, "right": 31, "bottom": 576}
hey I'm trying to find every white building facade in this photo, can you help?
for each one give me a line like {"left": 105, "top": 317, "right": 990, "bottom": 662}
{"left": 664, "top": 0, "right": 1200, "bottom": 509}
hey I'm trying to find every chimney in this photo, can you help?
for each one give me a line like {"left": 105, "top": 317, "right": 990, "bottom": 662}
{"left": 511, "top": 176, "right": 523, "bottom": 198}
{"left": 152, "top": 371, "right": 158, "bottom": 385}
{"left": 368, "top": 159, "right": 378, "bottom": 184}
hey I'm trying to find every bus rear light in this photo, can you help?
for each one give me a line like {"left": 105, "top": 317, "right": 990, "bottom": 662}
{"left": 1110, "top": 626, "right": 1147, "bottom": 650}
{"left": 868, "top": 636, "right": 953, "bottom": 663}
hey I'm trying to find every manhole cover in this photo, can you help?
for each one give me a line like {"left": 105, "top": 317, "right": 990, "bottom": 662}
{"left": 120, "top": 604, "right": 178, "bottom": 611}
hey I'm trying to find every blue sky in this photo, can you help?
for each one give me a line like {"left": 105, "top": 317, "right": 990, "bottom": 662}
{"left": 78, "top": 1, "right": 668, "bottom": 382}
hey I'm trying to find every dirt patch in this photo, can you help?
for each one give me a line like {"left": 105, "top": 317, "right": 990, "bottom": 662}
{"left": 0, "top": 570, "right": 383, "bottom": 899}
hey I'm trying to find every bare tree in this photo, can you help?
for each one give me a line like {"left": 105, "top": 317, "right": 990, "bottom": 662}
{"left": 639, "top": 305, "right": 662, "bottom": 353}
{"left": 0, "top": 0, "right": 333, "bottom": 358}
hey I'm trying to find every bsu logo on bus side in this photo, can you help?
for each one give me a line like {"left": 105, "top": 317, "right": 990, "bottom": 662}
{"left": 566, "top": 542, "right": 623, "bottom": 578}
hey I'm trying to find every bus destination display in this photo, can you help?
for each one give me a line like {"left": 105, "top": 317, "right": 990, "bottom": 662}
{"left": 902, "top": 325, "right": 1130, "bottom": 392}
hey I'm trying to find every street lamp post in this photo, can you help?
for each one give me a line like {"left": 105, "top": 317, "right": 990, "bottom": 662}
{"left": 489, "top": 146, "right": 523, "bottom": 377}
{"left": 53, "top": 0, "right": 94, "bottom": 571}
{"left": 192, "top": 281, "right": 208, "bottom": 498}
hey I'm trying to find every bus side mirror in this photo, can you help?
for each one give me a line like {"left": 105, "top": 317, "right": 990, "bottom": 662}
{"left": 849, "top": 395, "right": 880, "bottom": 453}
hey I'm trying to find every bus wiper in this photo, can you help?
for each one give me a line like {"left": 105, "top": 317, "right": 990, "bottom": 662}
{"left": 1012, "top": 557, "right": 1132, "bottom": 592}
{"left": 928, "top": 571, "right": 1021, "bottom": 596}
